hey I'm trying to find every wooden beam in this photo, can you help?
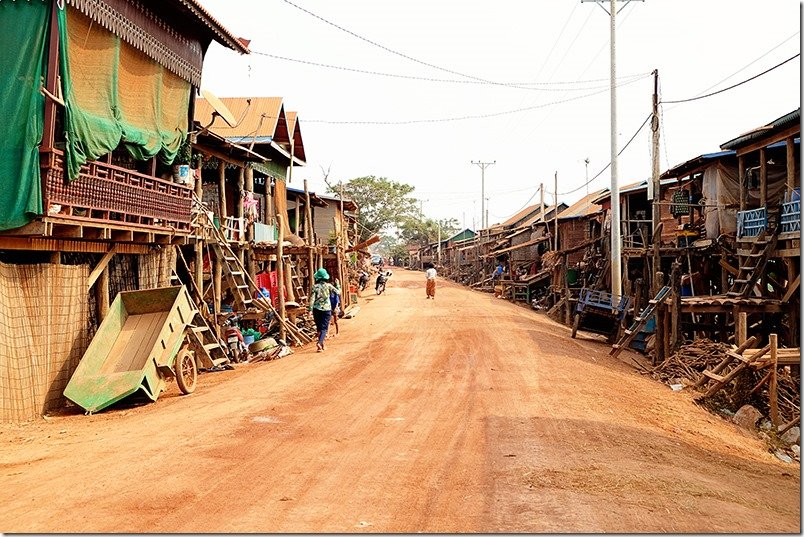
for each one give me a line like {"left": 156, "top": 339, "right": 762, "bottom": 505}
{"left": 735, "top": 125, "right": 801, "bottom": 157}
{"left": 787, "top": 136, "right": 797, "bottom": 192}
{"left": 759, "top": 147, "right": 768, "bottom": 207}
{"left": 781, "top": 274, "right": 800, "bottom": 303}
{"left": 769, "top": 334, "right": 779, "bottom": 426}
{"left": 98, "top": 265, "right": 110, "bottom": 320}
{"left": 87, "top": 245, "right": 119, "bottom": 289}
{"left": 738, "top": 156, "right": 746, "bottom": 213}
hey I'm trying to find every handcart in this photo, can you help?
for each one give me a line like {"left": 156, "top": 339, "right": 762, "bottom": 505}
{"left": 64, "top": 286, "right": 206, "bottom": 414}
{"left": 570, "top": 287, "right": 632, "bottom": 343}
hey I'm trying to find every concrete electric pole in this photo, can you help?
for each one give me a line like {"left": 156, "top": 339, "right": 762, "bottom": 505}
{"left": 582, "top": 0, "right": 642, "bottom": 300}
{"left": 471, "top": 160, "right": 495, "bottom": 229}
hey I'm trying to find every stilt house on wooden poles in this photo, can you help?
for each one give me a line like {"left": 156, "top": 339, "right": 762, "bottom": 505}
{"left": 0, "top": 0, "right": 248, "bottom": 422}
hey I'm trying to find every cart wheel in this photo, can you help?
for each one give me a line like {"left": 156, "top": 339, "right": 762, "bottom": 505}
{"left": 571, "top": 314, "right": 580, "bottom": 339}
{"left": 175, "top": 347, "right": 197, "bottom": 395}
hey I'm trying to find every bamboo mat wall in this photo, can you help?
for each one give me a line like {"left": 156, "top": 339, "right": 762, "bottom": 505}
{"left": 0, "top": 262, "right": 89, "bottom": 422}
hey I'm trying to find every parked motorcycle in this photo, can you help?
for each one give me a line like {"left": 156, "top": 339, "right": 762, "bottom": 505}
{"left": 223, "top": 314, "right": 249, "bottom": 363}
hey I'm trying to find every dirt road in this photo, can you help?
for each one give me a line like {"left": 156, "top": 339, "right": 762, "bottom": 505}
{"left": 0, "top": 269, "right": 799, "bottom": 532}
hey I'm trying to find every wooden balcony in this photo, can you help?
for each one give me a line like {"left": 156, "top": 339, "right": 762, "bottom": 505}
{"left": 26, "top": 149, "right": 194, "bottom": 243}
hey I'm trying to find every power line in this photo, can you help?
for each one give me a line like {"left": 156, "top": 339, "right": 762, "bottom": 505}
{"left": 661, "top": 53, "right": 800, "bottom": 105}
{"left": 281, "top": 0, "right": 499, "bottom": 84}
{"left": 300, "top": 74, "right": 649, "bottom": 125}
{"left": 248, "top": 49, "right": 646, "bottom": 90}
{"left": 554, "top": 112, "right": 652, "bottom": 197}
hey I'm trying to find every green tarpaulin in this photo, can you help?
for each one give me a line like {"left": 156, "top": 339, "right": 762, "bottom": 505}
{"left": 0, "top": 1, "right": 48, "bottom": 230}
{"left": 58, "top": 6, "right": 190, "bottom": 182}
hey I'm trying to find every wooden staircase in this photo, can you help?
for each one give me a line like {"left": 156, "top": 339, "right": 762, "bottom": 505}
{"left": 727, "top": 229, "right": 778, "bottom": 298}
{"left": 610, "top": 286, "right": 671, "bottom": 358}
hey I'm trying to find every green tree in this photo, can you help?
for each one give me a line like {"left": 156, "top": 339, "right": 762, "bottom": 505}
{"left": 399, "top": 216, "right": 461, "bottom": 246}
{"left": 328, "top": 176, "right": 418, "bottom": 243}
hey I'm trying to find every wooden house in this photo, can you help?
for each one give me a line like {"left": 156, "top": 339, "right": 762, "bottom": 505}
{"left": 0, "top": 0, "right": 247, "bottom": 422}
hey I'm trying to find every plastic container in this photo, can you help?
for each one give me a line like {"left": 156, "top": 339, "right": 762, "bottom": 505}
{"left": 243, "top": 335, "right": 255, "bottom": 346}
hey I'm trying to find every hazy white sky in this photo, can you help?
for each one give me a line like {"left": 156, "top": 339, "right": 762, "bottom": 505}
{"left": 198, "top": 0, "right": 801, "bottom": 229}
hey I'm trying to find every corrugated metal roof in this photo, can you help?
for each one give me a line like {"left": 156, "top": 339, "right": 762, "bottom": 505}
{"left": 720, "top": 108, "right": 801, "bottom": 150}
{"left": 558, "top": 190, "right": 606, "bottom": 219}
{"left": 501, "top": 204, "right": 541, "bottom": 228}
{"left": 519, "top": 203, "right": 567, "bottom": 227}
{"left": 660, "top": 150, "right": 737, "bottom": 180}
{"left": 195, "top": 97, "right": 290, "bottom": 147}
{"left": 286, "top": 112, "right": 307, "bottom": 164}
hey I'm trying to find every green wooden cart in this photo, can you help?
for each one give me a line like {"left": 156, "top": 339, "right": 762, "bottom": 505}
{"left": 64, "top": 286, "right": 205, "bottom": 414}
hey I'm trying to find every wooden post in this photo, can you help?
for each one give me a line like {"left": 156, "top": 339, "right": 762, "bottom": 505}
{"left": 213, "top": 253, "right": 222, "bottom": 318}
{"left": 98, "top": 267, "right": 110, "bottom": 321}
{"left": 769, "top": 333, "right": 779, "bottom": 426}
{"left": 786, "top": 136, "right": 797, "bottom": 194}
{"left": 195, "top": 163, "right": 204, "bottom": 294}
{"left": 276, "top": 213, "right": 286, "bottom": 342}
{"left": 670, "top": 261, "right": 681, "bottom": 351}
{"left": 738, "top": 156, "right": 746, "bottom": 213}
{"left": 736, "top": 311, "right": 747, "bottom": 346}
{"left": 218, "top": 160, "right": 227, "bottom": 221}
{"left": 294, "top": 198, "right": 301, "bottom": 236}
{"left": 41, "top": 0, "right": 60, "bottom": 152}
{"left": 759, "top": 147, "right": 768, "bottom": 208}
{"left": 236, "top": 167, "right": 245, "bottom": 265}
{"left": 304, "top": 179, "right": 315, "bottom": 292}
{"left": 654, "top": 271, "right": 665, "bottom": 365}
{"left": 244, "top": 166, "right": 256, "bottom": 282}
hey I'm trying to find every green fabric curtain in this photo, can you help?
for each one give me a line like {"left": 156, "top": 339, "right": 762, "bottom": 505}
{"left": 58, "top": 6, "right": 190, "bottom": 182}
{"left": 0, "top": 1, "right": 48, "bottom": 230}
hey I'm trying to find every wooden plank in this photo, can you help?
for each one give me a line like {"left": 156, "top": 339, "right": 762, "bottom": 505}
{"left": 694, "top": 335, "right": 758, "bottom": 388}
{"left": 781, "top": 274, "right": 800, "bottom": 303}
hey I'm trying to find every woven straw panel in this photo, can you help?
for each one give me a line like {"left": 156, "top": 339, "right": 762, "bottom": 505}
{"left": 0, "top": 262, "right": 89, "bottom": 423}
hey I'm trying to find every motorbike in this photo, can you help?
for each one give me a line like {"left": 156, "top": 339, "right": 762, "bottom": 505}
{"left": 375, "top": 270, "right": 392, "bottom": 295}
{"left": 223, "top": 313, "right": 249, "bottom": 363}
{"left": 358, "top": 270, "right": 369, "bottom": 291}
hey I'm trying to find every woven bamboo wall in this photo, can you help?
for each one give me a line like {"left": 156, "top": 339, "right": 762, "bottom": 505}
{"left": 138, "top": 248, "right": 176, "bottom": 290}
{"left": 0, "top": 262, "right": 89, "bottom": 422}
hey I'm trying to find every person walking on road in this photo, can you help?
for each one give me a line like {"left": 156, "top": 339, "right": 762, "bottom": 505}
{"left": 309, "top": 268, "right": 340, "bottom": 352}
{"left": 425, "top": 263, "right": 437, "bottom": 299}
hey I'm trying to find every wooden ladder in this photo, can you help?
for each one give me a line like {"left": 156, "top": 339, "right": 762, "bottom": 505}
{"left": 170, "top": 250, "right": 230, "bottom": 368}
{"left": 726, "top": 229, "right": 778, "bottom": 298}
{"left": 610, "top": 286, "right": 671, "bottom": 358}
{"left": 694, "top": 336, "right": 769, "bottom": 398}
{"left": 288, "top": 258, "right": 308, "bottom": 305}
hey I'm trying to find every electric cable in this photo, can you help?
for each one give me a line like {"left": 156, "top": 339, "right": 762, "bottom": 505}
{"left": 660, "top": 53, "right": 799, "bottom": 105}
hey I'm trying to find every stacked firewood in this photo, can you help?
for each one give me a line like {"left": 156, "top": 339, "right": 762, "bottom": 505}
{"left": 650, "top": 339, "right": 731, "bottom": 383}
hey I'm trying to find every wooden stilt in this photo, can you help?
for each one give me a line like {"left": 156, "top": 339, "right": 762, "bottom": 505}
{"left": 769, "top": 333, "right": 779, "bottom": 426}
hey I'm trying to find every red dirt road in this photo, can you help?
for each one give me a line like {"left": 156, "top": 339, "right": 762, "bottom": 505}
{"left": 0, "top": 269, "right": 799, "bottom": 532}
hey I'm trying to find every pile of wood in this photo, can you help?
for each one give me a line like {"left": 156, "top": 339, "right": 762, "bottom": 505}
{"left": 651, "top": 339, "right": 732, "bottom": 383}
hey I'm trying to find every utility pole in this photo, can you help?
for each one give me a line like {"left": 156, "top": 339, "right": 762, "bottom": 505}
{"left": 650, "top": 69, "right": 661, "bottom": 283}
{"left": 540, "top": 183, "right": 545, "bottom": 221}
{"left": 582, "top": 0, "right": 643, "bottom": 300}
{"left": 471, "top": 160, "right": 495, "bottom": 229}
{"left": 554, "top": 171, "right": 559, "bottom": 251}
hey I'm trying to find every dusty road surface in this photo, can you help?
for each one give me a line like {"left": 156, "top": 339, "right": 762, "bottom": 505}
{"left": 0, "top": 269, "right": 799, "bottom": 533}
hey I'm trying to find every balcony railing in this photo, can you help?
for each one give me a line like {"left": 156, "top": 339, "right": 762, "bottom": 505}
{"left": 621, "top": 219, "right": 652, "bottom": 248}
{"left": 781, "top": 200, "right": 801, "bottom": 234}
{"left": 40, "top": 149, "right": 193, "bottom": 234}
{"left": 737, "top": 207, "right": 767, "bottom": 239}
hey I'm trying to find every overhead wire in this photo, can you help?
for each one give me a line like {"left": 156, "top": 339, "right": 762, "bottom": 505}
{"left": 550, "top": 112, "right": 652, "bottom": 197}
{"left": 660, "top": 53, "right": 799, "bottom": 104}
{"left": 299, "top": 73, "right": 649, "bottom": 124}
{"left": 281, "top": 0, "right": 547, "bottom": 91}
{"left": 248, "top": 49, "right": 646, "bottom": 90}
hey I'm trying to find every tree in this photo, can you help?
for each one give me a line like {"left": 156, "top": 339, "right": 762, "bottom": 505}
{"left": 327, "top": 176, "right": 418, "bottom": 243}
{"left": 398, "top": 216, "right": 461, "bottom": 246}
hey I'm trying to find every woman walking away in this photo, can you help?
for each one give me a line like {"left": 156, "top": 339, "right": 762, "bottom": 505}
{"left": 425, "top": 263, "right": 437, "bottom": 299}
{"left": 309, "top": 268, "right": 340, "bottom": 352}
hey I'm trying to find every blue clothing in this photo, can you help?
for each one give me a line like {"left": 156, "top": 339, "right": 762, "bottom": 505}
{"left": 312, "top": 308, "right": 332, "bottom": 346}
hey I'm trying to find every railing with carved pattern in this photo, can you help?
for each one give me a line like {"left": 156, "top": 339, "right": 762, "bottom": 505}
{"left": 40, "top": 149, "right": 192, "bottom": 233}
